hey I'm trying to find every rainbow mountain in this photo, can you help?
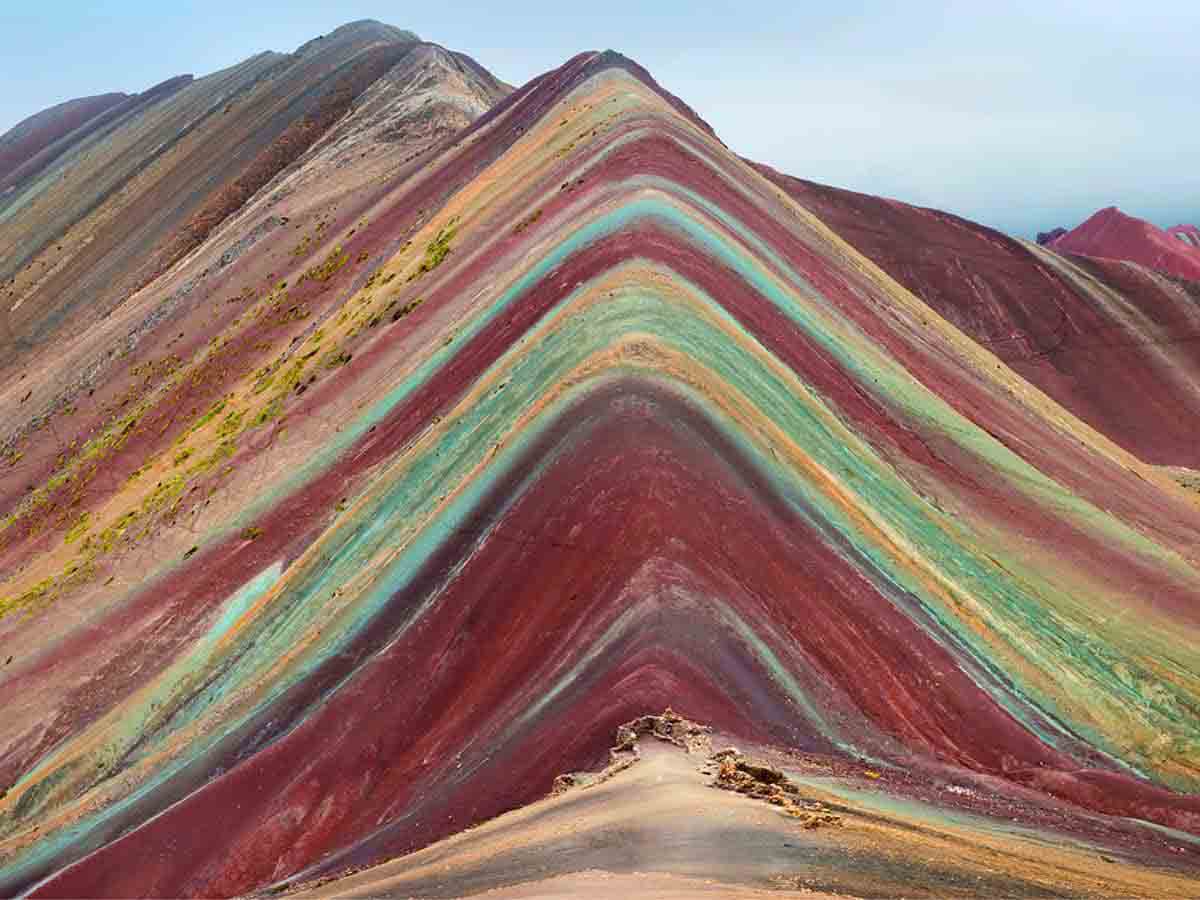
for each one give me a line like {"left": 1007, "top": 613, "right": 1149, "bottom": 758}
{"left": 2, "top": 31, "right": 1200, "bottom": 899}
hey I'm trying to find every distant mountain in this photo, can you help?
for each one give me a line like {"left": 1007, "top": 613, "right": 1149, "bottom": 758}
{"left": 1046, "top": 205, "right": 1200, "bottom": 281}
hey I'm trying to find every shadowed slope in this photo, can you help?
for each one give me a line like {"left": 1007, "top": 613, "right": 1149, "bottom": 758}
{"left": 756, "top": 169, "right": 1200, "bottom": 468}
{"left": 0, "top": 48, "right": 1198, "bottom": 900}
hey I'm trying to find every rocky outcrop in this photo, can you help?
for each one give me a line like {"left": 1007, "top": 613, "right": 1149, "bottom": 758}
{"left": 1035, "top": 226, "right": 1066, "bottom": 245}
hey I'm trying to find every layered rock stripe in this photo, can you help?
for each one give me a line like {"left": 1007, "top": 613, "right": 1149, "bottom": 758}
{"left": 0, "top": 21, "right": 504, "bottom": 376}
{"left": 0, "top": 49, "right": 1198, "bottom": 897}
{"left": 762, "top": 172, "right": 1200, "bottom": 469}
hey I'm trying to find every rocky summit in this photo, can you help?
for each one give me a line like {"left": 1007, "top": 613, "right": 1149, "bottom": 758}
{"left": 1, "top": 23, "right": 1200, "bottom": 900}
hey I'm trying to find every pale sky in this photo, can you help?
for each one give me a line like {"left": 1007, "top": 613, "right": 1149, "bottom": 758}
{"left": 2, "top": 1, "right": 1196, "bottom": 237}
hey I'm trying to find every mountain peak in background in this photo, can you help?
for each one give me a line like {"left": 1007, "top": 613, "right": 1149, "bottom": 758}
{"left": 1, "top": 24, "right": 1200, "bottom": 900}
{"left": 1045, "top": 205, "right": 1200, "bottom": 281}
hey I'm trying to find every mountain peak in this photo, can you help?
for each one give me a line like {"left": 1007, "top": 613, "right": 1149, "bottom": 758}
{"left": 294, "top": 20, "right": 419, "bottom": 56}
{"left": 330, "top": 18, "right": 420, "bottom": 41}
{"left": 1091, "top": 204, "right": 1131, "bottom": 222}
{"left": 1050, "top": 204, "right": 1200, "bottom": 279}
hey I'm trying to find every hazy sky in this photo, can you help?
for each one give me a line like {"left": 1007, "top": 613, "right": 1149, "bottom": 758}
{"left": 2, "top": 1, "right": 1196, "bottom": 237}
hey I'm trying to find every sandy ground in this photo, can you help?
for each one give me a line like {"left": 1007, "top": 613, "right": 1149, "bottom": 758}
{"left": 284, "top": 738, "right": 1200, "bottom": 899}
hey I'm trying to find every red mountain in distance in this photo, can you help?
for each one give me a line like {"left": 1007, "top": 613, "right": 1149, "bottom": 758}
{"left": 1049, "top": 206, "right": 1200, "bottom": 281}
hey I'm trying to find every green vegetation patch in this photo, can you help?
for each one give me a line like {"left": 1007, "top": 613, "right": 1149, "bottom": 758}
{"left": 300, "top": 246, "right": 350, "bottom": 284}
{"left": 217, "top": 408, "right": 245, "bottom": 438}
{"left": 64, "top": 512, "right": 91, "bottom": 545}
{"left": 414, "top": 219, "right": 460, "bottom": 278}
{"left": 253, "top": 397, "right": 284, "bottom": 428}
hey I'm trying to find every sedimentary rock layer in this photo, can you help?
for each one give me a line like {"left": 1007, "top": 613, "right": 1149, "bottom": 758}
{"left": 0, "top": 92, "right": 131, "bottom": 188}
{"left": 0, "top": 21, "right": 505, "bottom": 374}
